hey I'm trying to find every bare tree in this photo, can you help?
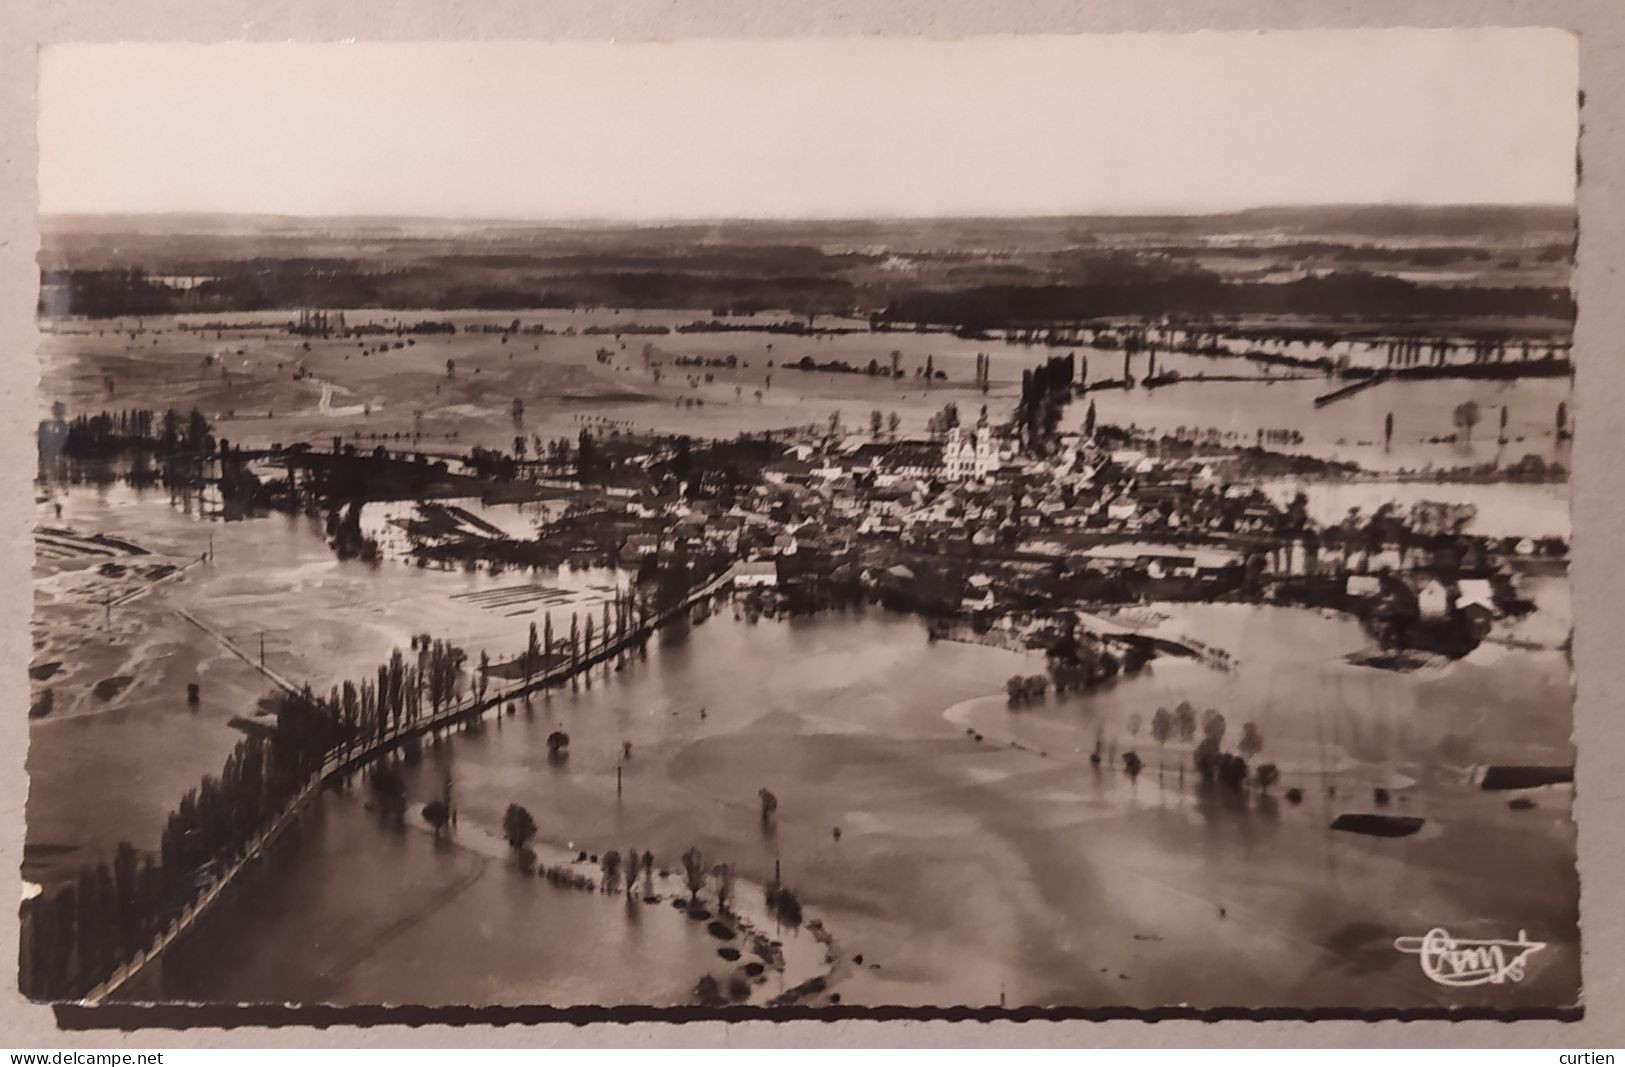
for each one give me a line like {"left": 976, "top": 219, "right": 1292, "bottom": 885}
{"left": 681, "top": 846, "right": 707, "bottom": 905}
{"left": 1453, "top": 400, "right": 1481, "bottom": 442}
{"left": 711, "top": 863, "right": 737, "bottom": 912}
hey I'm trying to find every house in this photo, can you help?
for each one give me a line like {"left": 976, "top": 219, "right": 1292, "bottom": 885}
{"left": 773, "top": 533, "right": 799, "bottom": 557}
{"left": 845, "top": 441, "right": 892, "bottom": 471}
{"left": 706, "top": 515, "right": 745, "bottom": 553}
{"left": 961, "top": 589, "right": 996, "bottom": 613}
{"left": 762, "top": 458, "right": 815, "bottom": 485}
{"left": 619, "top": 533, "right": 659, "bottom": 561}
{"left": 869, "top": 488, "right": 913, "bottom": 519}
{"left": 1456, "top": 578, "right": 1498, "bottom": 614}
{"left": 1076, "top": 542, "right": 1241, "bottom": 579}
{"left": 1457, "top": 578, "right": 1498, "bottom": 637}
{"left": 1349, "top": 547, "right": 1404, "bottom": 573}
{"left": 830, "top": 490, "right": 864, "bottom": 518}
{"left": 1346, "top": 574, "right": 1383, "bottom": 599}
{"left": 1416, "top": 578, "right": 1452, "bottom": 619}
{"left": 858, "top": 514, "right": 902, "bottom": 536}
{"left": 1142, "top": 554, "right": 1197, "bottom": 579}
{"left": 671, "top": 518, "right": 707, "bottom": 543}
{"left": 733, "top": 560, "right": 779, "bottom": 589}
{"left": 878, "top": 441, "right": 943, "bottom": 479}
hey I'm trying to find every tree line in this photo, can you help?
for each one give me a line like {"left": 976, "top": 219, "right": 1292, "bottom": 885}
{"left": 1014, "top": 353, "right": 1077, "bottom": 454}
{"left": 20, "top": 577, "right": 679, "bottom": 1002}
{"left": 876, "top": 271, "right": 1575, "bottom": 334}
{"left": 42, "top": 405, "right": 214, "bottom": 462}
{"left": 23, "top": 684, "right": 338, "bottom": 1000}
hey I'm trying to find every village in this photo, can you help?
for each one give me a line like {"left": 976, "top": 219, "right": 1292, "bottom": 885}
{"left": 330, "top": 368, "right": 1562, "bottom": 677}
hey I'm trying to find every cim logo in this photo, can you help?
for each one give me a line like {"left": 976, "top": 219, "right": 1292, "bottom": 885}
{"left": 1393, "top": 927, "right": 1547, "bottom": 988}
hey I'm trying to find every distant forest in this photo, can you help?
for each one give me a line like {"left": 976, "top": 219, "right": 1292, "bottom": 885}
{"left": 875, "top": 274, "right": 1576, "bottom": 332}
{"left": 37, "top": 206, "right": 1576, "bottom": 329}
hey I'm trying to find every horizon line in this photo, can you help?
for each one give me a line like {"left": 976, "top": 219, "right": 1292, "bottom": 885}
{"left": 38, "top": 202, "right": 1579, "bottom": 231}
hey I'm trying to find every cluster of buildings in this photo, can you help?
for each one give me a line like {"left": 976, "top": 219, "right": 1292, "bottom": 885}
{"left": 587, "top": 418, "right": 1284, "bottom": 607}
{"left": 563, "top": 412, "right": 1551, "bottom": 650}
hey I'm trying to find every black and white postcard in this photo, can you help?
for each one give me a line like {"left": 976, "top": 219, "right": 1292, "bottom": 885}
{"left": 22, "top": 32, "right": 1584, "bottom": 1018}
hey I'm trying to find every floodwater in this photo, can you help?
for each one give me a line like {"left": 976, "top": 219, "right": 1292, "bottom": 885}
{"left": 1256, "top": 478, "right": 1569, "bottom": 540}
{"left": 27, "top": 481, "right": 621, "bottom": 888}
{"left": 29, "top": 472, "right": 1578, "bottom": 1010}
{"left": 131, "top": 598, "right": 1578, "bottom": 1010}
{"left": 1084, "top": 354, "right": 1570, "bottom": 473}
{"left": 118, "top": 787, "right": 728, "bottom": 1007}
{"left": 39, "top": 311, "right": 1573, "bottom": 477}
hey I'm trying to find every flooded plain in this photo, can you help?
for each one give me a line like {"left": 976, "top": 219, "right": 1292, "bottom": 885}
{"left": 101, "top": 567, "right": 1578, "bottom": 1009}
{"left": 27, "top": 481, "right": 621, "bottom": 888}
{"left": 39, "top": 310, "right": 1572, "bottom": 476}
{"left": 27, "top": 344, "right": 1579, "bottom": 1007}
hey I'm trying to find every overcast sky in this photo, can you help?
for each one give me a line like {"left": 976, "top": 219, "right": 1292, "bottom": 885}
{"left": 38, "top": 31, "right": 1579, "bottom": 220}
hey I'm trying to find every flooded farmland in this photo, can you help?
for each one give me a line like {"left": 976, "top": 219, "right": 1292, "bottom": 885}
{"left": 38, "top": 309, "right": 1573, "bottom": 475}
{"left": 102, "top": 572, "right": 1577, "bottom": 1009}
{"left": 24, "top": 187, "right": 1582, "bottom": 1018}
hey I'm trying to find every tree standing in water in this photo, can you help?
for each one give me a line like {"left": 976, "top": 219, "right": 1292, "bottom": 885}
{"left": 569, "top": 613, "right": 580, "bottom": 688}
{"left": 1239, "top": 722, "right": 1264, "bottom": 760}
{"left": 712, "top": 863, "right": 737, "bottom": 912}
{"left": 1453, "top": 400, "right": 1481, "bottom": 443}
{"left": 1173, "top": 701, "right": 1197, "bottom": 744}
{"left": 681, "top": 846, "right": 707, "bottom": 905}
{"left": 502, "top": 804, "right": 537, "bottom": 849}
{"left": 624, "top": 849, "right": 642, "bottom": 897}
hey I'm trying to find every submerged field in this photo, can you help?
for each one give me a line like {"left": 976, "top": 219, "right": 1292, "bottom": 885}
{"left": 39, "top": 309, "right": 1026, "bottom": 453}
{"left": 29, "top": 293, "right": 1579, "bottom": 1010}
{"left": 40, "top": 307, "right": 1573, "bottom": 474}
{"left": 26, "top": 483, "right": 622, "bottom": 889}
{"left": 122, "top": 591, "right": 1577, "bottom": 1010}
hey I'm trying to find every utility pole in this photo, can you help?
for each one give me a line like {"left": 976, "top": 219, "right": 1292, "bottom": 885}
{"left": 259, "top": 630, "right": 266, "bottom": 669}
